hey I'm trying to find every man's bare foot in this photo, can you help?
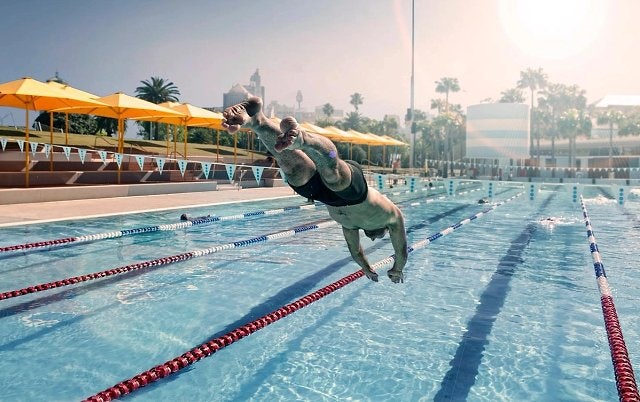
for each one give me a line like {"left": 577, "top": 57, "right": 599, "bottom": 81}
{"left": 276, "top": 116, "right": 305, "bottom": 152}
{"left": 222, "top": 97, "right": 263, "bottom": 133}
{"left": 387, "top": 268, "right": 404, "bottom": 283}
{"left": 362, "top": 267, "right": 379, "bottom": 282}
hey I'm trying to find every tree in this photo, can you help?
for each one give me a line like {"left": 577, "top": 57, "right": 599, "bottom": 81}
{"left": 296, "top": 90, "right": 303, "bottom": 109}
{"left": 518, "top": 68, "right": 548, "bottom": 157}
{"left": 322, "top": 103, "right": 334, "bottom": 118}
{"left": 538, "top": 82, "right": 588, "bottom": 165}
{"left": 350, "top": 93, "right": 363, "bottom": 112}
{"left": 596, "top": 110, "right": 626, "bottom": 170}
{"left": 435, "top": 77, "right": 460, "bottom": 113}
{"left": 134, "top": 77, "right": 181, "bottom": 140}
{"left": 558, "top": 108, "right": 591, "bottom": 173}
{"left": 499, "top": 88, "right": 526, "bottom": 103}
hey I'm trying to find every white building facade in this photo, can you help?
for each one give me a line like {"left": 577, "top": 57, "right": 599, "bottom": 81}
{"left": 465, "top": 103, "right": 530, "bottom": 162}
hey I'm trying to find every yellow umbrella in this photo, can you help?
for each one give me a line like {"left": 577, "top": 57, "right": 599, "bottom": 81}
{"left": 156, "top": 102, "right": 224, "bottom": 159}
{"left": 53, "top": 92, "right": 184, "bottom": 154}
{"left": 54, "top": 92, "right": 184, "bottom": 183}
{"left": 45, "top": 81, "right": 103, "bottom": 168}
{"left": 0, "top": 76, "right": 107, "bottom": 187}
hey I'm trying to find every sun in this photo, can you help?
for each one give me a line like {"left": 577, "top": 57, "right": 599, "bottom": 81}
{"left": 498, "top": 0, "right": 606, "bottom": 60}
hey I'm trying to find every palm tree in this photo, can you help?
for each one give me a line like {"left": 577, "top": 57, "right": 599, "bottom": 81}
{"left": 499, "top": 88, "right": 526, "bottom": 103}
{"left": 558, "top": 108, "right": 591, "bottom": 173}
{"left": 435, "top": 77, "right": 460, "bottom": 113}
{"left": 322, "top": 103, "right": 334, "bottom": 119}
{"left": 518, "top": 68, "right": 548, "bottom": 158}
{"left": 135, "top": 77, "right": 180, "bottom": 103}
{"left": 597, "top": 110, "right": 626, "bottom": 171}
{"left": 350, "top": 93, "right": 364, "bottom": 112}
{"left": 134, "top": 77, "right": 180, "bottom": 140}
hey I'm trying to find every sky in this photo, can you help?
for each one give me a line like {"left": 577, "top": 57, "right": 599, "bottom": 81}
{"left": 1, "top": 0, "right": 640, "bottom": 128}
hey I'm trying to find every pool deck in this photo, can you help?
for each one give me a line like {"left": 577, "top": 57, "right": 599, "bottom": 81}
{"left": 0, "top": 186, "right": 298, "bottom": 227}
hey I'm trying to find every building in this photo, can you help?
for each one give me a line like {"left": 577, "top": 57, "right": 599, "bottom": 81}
{"left": 222, "top": 69, "right": 266, "bottom": 110}
{"left": 465, "top": 103, "right": 530, "bottom": 162}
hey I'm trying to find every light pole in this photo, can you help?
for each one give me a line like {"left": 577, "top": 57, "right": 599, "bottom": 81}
{"left": 409, "top": 0, "right": 415, "bottom": 171}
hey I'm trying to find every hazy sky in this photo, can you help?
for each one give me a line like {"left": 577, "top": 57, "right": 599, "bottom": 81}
{"left": 1, "top": 0, "right": 639, "bottom": 126}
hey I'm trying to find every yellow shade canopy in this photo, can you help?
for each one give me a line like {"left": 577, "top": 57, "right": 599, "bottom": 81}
{"left": 46, "top": 80, "right": 102, "bottom": 100}
{"left": 156, "top": 102, "right": 224, "bottom": 128}
{"left": 0, "top": 77, "right": 106, "bottom": 110}
{"left": 52, "top": 92, "right": 184, "bottom": 120}
{"left": 381, "top": 134, "right": 409, "bottom": 146}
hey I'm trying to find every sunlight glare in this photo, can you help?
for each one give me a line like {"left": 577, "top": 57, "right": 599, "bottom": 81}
{"left": 499, "top": 0, "right": 606, "bottom": 60}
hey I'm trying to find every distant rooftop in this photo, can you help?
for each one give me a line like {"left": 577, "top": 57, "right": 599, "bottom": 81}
{"left": 594, "top": 95, "right": 640, "bottom": 108}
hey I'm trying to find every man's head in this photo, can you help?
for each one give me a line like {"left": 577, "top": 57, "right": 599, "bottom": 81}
{"left": 364, "top": 227, "right": 387, "bottom": 241}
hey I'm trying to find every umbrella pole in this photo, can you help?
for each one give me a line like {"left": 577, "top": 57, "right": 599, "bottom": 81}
{"left": 368, "top": 145, "right": 371, "bottom": 169}
{"left": 25, "top": 109, "right": 30, "bottom": 188}
{"left": 233, "top": 133, "right": 237, "bottom": 165}
{"left": 117, "top": 118, "right": 122, "bottom": 185}
{"left": 216, "top": 130, "right": 220, "bottom": 162}
{"left": 173, "top": 124, "right": 177, "bottom": 170}
{"left": 50, "top": 112, "right": 54, "bottom": 172}
{"left": 65, "top": 113, "right": 69, "bottom": 145}
{"left": 183, "top": 123, "right": 187, "bottom": 160}
{"left": 166, "top": 125, "right": 170, "bottom": 157}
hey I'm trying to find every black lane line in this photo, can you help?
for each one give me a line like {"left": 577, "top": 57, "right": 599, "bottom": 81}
{"left": 434, "top": 194, "right": 553, "bottom": 402}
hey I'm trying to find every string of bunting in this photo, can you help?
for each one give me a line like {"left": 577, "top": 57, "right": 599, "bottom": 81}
{"left": 0, "top": 137, "right": 280, "bottom": 181}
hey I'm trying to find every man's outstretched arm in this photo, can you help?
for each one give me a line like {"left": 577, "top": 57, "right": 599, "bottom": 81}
{"left": 342, "top": 227, "right": 379, "bottom": 282}
{"left": 387, "top": 216, "right": 408, "bottom": 283}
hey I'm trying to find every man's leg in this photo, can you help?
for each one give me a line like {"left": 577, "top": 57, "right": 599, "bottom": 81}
{"left": 278, "top": 117, "right": 352, "bottom": 192}
{"left": 222, "top": 97, "right": 315, "bottom": 186}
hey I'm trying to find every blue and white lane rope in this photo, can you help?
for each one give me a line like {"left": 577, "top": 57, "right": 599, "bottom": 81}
{"left": 579, "top": 196, "right": 639, "bottom": 402}
{"left": 0, "top": 219, "right": 337, "bottom": 301}
{"left": 82, "top": 192, "right": 523, "bottom": 402}
{"left": 368, "top": 192, "right": 523, "bottom": 270}
{"left": 0, "top": 203, "right": 319, "bottom": 256}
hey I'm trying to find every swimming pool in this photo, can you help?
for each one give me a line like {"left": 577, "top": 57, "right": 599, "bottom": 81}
{"left": 0, "top": 181, "right": 638, "bottom": 401}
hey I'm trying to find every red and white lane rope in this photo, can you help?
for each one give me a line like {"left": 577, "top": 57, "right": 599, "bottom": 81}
{"left": 580, "top": 196, "right": 639, "bottom": 402}
{"left": 0, "top": 219, "right": 336, "bottom": 301}
{"left": 0, "top": 203, "right": 319, "bottom": 256}
{"left": 82, "top": 192, "right": 522, "bottom": 402}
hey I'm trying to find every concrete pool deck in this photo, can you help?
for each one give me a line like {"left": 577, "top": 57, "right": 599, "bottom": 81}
{"left": 0, "top": 186, "right": 298, "bottom": 227}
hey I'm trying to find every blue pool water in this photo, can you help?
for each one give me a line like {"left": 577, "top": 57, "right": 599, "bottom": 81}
{"left": 0, "top": 182, "right": 639, "bottom": 401}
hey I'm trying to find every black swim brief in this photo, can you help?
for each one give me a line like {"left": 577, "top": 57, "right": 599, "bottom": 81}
{"left": 289, "top": 160, "right": 368, "bottom": 207}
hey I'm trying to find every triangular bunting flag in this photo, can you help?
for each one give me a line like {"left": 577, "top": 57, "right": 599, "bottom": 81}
{"left": 62, "top": 146, "right": 71, "bottom": 160}
{"left": 201, "top": 162, "right": 212, "bottom": 179}
{"left": 135, "top": 155, "right": 145, "bottom": 170}
{"left": 115, "top": 153, "right": 123, "bottom": 168}
{"left": 225, "top": 164, "right": 236, "bottom": 183}
{"left": 43, "top": 143, "right": 51, "bottom": 158}
{"left": 178, "top": 160, "right": 188, "bottom": 177}
{"left": 78, "top": 148, "right": 87, "bottom": 164}
{"left": 155, "top": 157, "right": 165, "bottom": 174}
{"left": 251, "top": 166, "right": 264, "bottom": 183}
{"left": 29, "top": 141, "right": 38, "bottom": 156}
{"left": 17, "top": 139, "right": 24, "bottom": 152}
{"left": 98, "top": 150, "right": 108, "bottom": 164}
{"left": 0, "top": 137, "right": 6, "bottom": 151}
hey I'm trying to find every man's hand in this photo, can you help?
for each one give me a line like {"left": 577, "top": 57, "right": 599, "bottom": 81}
{"left": 387, "top": 268, "right": 404, "bottom": 284}
{"left": 362, "top": 267, "right": 379, "bottom": 282}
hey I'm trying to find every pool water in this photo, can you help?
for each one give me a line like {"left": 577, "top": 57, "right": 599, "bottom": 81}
{"left": 0, "top": 182, "right": 638, "bottom": 401}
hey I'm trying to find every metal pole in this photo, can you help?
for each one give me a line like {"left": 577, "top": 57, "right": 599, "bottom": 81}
{"left": 409, "top": 0, "right": 415, "bottom": 171}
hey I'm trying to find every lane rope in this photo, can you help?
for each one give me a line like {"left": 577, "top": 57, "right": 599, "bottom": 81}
{"left": 0, "top": 181, "right": 465, "bottom": 258}
{"left": 580, "top": 195, "right": 639, "bottom": 402}
{"left": 0, "top": 219, "right": 336, "bottom": 301}
{"left": 82, "top": 192, "right": 522, "bottom": 402}
{"left": 0, "top": 203, "right": 319, "bottom": 256}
